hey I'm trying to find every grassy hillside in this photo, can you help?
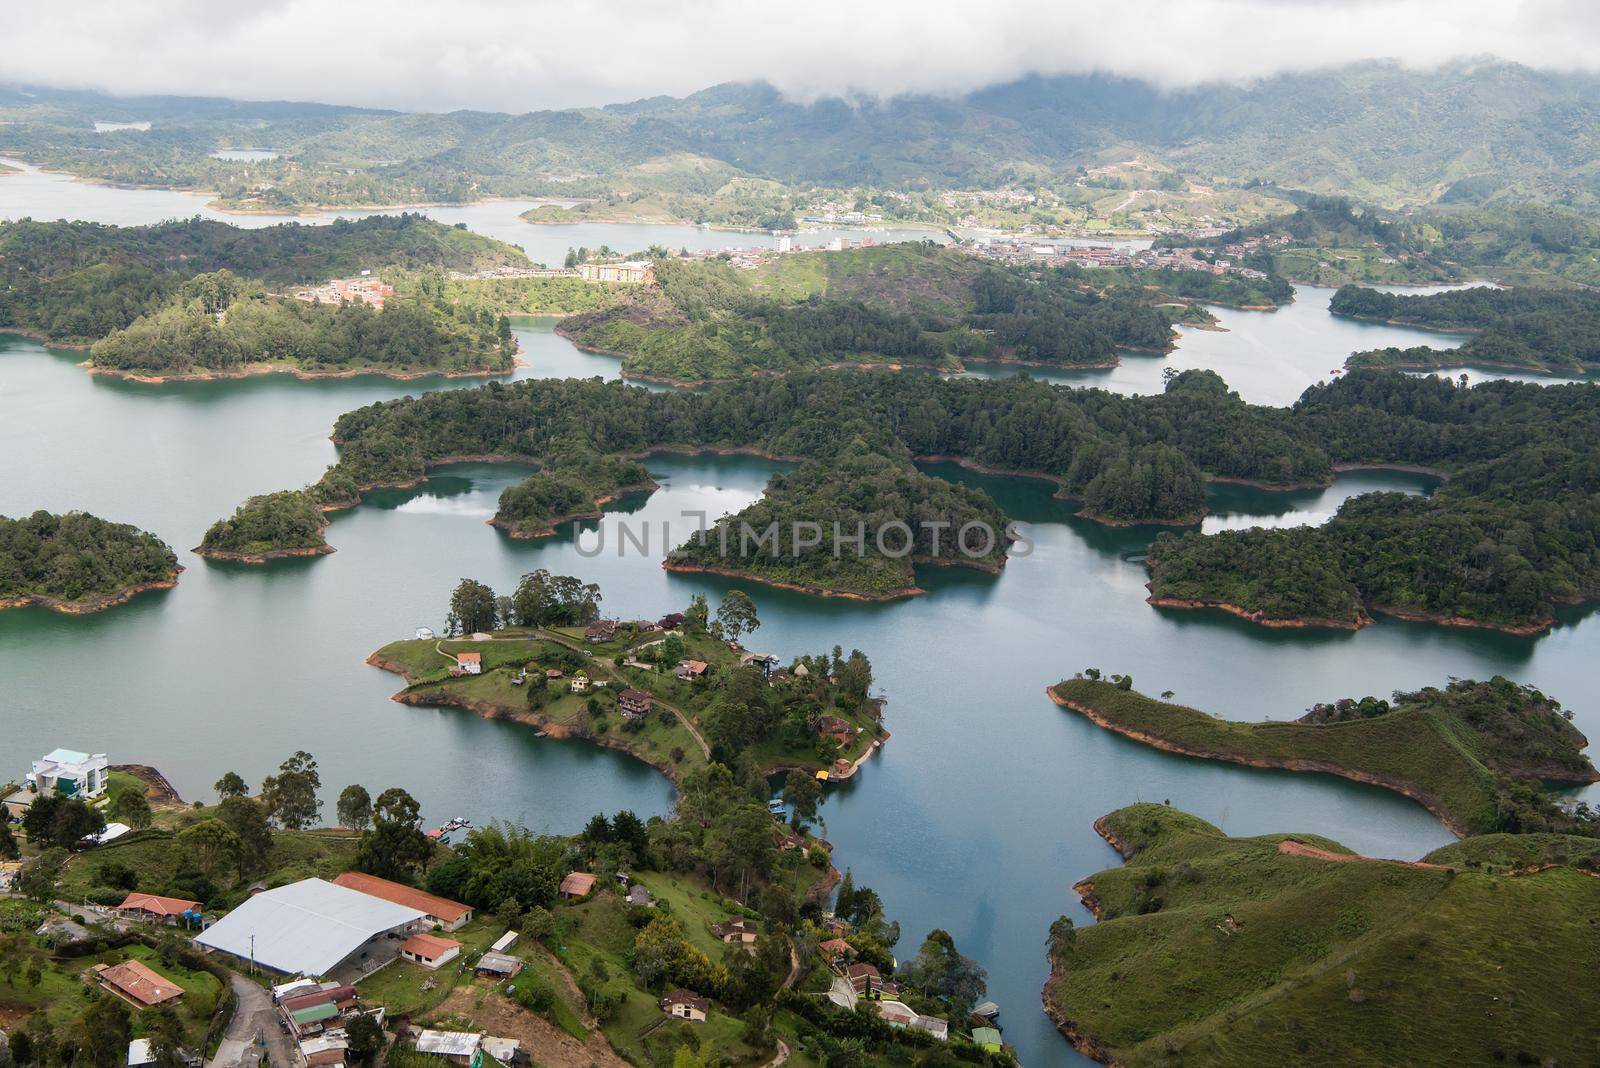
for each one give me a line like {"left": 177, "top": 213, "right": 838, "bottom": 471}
{"left": 1044, "top": 803, "right": 1600, "bottom": 1067}
{"left": 1049, "top": 676, "right": 1598, "bottom": 836}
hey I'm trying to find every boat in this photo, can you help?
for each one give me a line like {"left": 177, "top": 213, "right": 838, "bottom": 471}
{"left": 973, "top": 1001, "right": 1000, "bottom": 1020}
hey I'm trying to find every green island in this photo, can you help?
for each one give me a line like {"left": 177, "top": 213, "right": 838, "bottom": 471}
{"left": 1048, "top": 676, "right": 1600, "bottom": 837}
{"left": 491, "top": 443, "right": 657, "bottom": 539}
{"left": 204, "top": 369, "right": 1600, "bottom": 631}
{"left": 556, "top": 244, "right": 1204, "bottom": 385}
{"left": 1042, "top": 803, "right": 1600, "bottom": 1067}
{"left": 206, "top": 367, "right": 1328, "bottom": 560}
{"left": 0, "top": 216, "right": 528, "bottom": 373}
{"left": 1334, "top": 283, "right": 1600, "bottom": 375}
{"left": 371, "top": 578, "right": 889, "bottom": 783}
{"left": 194, "top": 490, "right": 333, "bottom": 563}
{"left": 3, "top": 737, "right": 1010, "bottom": 1065}
{"left": 1148, "top": 372, "right": 1600, "bottom": 633}
{"left": 0, "top": 511, "right": 180, "bottom": 613}
{"left": 663, "top": 440, "right": 1012, "bottom": 599}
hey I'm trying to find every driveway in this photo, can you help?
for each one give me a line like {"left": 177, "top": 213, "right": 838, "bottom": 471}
{"left": 208, "top": 973, "right": 299, "bottom": 1068}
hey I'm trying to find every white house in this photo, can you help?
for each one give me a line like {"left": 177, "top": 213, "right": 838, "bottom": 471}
{"left": 454, "top": 652, "right": 482, "bottom": 676}
{"left": 31, "top": 748, "right": 110, "bottom": 800}
{"left": 416, "top": 626, "right": 435, "bottom": 640}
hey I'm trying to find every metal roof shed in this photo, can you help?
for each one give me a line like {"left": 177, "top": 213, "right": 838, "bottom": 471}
{"left": 193, "top": 877, "right": 425, "bottom": 976}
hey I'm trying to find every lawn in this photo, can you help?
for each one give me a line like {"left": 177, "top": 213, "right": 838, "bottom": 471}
{"left": 1, "top": 941, "right": 223, "bottom": 1048}
{"left": 1046, "top": 803, "right": 1600, "bottom": 1067}
{"left": 355, "top": 915, "right": 510, "bottom": 1017}
{"left": 58, "top": 823, "right": 361, "bottom": 906}
{"left": 1049, "top": 677, "right": 1594, "bottom": 835}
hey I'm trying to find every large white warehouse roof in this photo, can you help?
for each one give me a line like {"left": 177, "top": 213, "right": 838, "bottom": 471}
{"left": 194, "top": 877, "right": 424, "bottom": 976}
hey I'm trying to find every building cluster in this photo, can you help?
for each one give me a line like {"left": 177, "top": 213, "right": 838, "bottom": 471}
{"left": 963, "top": 235, "right": 1271, "bottom": 279}
{"left": 577, "top": 261, "right": 655, "bottom": 284}
{"left": 821, "top": 929, "right": 950, "bottom": 1040}
{"left": 292, "top": 275, "right": 395, "bottom": 309}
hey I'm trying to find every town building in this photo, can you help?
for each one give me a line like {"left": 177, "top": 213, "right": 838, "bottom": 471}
{"left": 93, "top": 960, "right": 184, "bottom": 1009}
{"left": 332, "top": 871, "right": 474, "bottom": 931}
{"left": 618, "top": 688, "right": 654, "bottom": 719}
{"left": 280, "top": 985, "right": 359, "bottom": 1039}
{"left": 659, "top": 989, "right": 709, "bottom": 1021}
{"left": 399, "top": 932, "right": 462, "bottom": 969}
{"left": 577, "top": 261, "right": 655, "bottom": 284}
{"left": 292, "top": 276, "right": 395, "bottom": 309}
{"left": 29, "top": 748, "right": 109, "bottom": 800}
{"left": 193, "top": 878, "right": 427, "bottom": 978}
{"left": 115, "top": 892, "right": 201, "bottom": 925}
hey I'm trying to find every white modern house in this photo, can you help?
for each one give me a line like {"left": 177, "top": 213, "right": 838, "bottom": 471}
{"left": 30, "top": 748, "right": 110, "bottom": 800}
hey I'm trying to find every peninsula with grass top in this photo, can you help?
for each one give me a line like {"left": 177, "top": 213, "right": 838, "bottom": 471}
{"left": 1048, "top": 676, "right": 1599, "bottom": 837}
{"left": 0, "top": 511, "right": 181, "bottom": 613}
{"left": 1044, "top": 803, "right": 1600, "bottom": 1067}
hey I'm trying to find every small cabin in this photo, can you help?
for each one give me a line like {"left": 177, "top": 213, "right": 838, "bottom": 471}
{"left": 659, "top": 989, "right": 708, "bottom": 1022}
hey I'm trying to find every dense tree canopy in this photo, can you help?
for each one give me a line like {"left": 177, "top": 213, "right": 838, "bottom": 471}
{"left": 0, "top": 511, "right": 178, "bottom": 606}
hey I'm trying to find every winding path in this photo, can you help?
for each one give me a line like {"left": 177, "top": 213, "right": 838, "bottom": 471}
{"left": 432, "top": 630, "right": 712, "bottom": 759}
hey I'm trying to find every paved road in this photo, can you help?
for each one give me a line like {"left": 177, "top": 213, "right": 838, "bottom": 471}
{"left": 208, "top": 973, "right": 298, "bottom": 1068}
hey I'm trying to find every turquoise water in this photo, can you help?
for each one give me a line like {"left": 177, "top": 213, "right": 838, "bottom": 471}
{"left": 3, "top": 173, "right": 1597, "bottom": 1065}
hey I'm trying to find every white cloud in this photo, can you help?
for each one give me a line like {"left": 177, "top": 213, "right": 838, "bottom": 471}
{"left": 3, "top": 0, "right": 1599, "bottom": 112}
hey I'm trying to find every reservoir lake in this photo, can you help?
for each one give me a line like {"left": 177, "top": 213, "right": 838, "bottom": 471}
{"left": 3, "top": 165, "right": 1598, "bottom": 1066}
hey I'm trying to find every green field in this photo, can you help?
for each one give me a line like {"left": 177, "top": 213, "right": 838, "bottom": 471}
{"left": 1050, "top": 677, "right": 1597, "bottom": 835}
{"left": 1046, "top": 804, "right": 1600, "bottom": 1067}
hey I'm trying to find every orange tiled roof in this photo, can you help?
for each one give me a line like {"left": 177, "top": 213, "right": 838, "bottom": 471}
{"left": 95, "top": 960, "right": 184, "bottom": 1007}
{"left": 332, "top": 871, "right": 472, "bottom": 923}
{"left": 116, "top": 892, "right": 200, "bottom": 917}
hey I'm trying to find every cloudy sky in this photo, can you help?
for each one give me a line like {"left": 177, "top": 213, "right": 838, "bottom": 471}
{"left": 3, "top": 0, "right": 1599, "bottom": 112}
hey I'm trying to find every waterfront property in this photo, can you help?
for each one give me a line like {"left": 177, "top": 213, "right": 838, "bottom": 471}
{"left": 618, "top": 687, "right": 654, "bottom": 719}
{"left": 332, "top": 870, "right": 473, "bottom": 931}
{"left": 29, "top": 748, "right": 110, "bottom": 800}
{"left": 451, "top": 651, "right": 482, "bottom": 676}
{"left": 194, "top": 878, "right": 426, "bottom": 977}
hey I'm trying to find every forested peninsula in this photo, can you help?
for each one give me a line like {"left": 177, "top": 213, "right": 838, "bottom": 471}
{"left": 0, "top": 214, "right": 527, "bottom": 356}
{"left": 557, "top": 244, "right": 1211, "bottom": 385}
{"left": 1043, "top": 803, "right": 1600, "bottom": 1068}
{"left": 86, "top": 270, "right": 517, "bottom": 380}
{"left": 664, "top": 440, "right": 1013, "bottom": 598}
{"left": 491, "top": 443, "right": 656, "bottom": 538}
{"left": 0, "top": 511, "right": 181, "bottom": 612}
{"left": 203, "top": 368, "right": 1600, "bottom": 631}
{"left": 1049, "top": 676, "right": 1599, "bottom": 837}
{"left": 1335, "top": 283, "right": 1600, "bottom": 375}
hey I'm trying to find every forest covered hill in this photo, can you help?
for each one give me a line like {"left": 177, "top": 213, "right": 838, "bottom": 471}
{"left": 11, "top": 61, "right": 1600, "bottom": 209}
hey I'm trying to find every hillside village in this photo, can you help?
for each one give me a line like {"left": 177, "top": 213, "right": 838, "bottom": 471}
{"left": 0, "top": 591, "right": 1009, "bottom": 1068}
